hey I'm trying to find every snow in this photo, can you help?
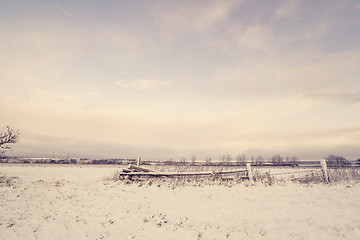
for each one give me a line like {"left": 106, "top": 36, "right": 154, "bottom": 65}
{"left": 1, "top": 164, "right": 360, "bottom": 240}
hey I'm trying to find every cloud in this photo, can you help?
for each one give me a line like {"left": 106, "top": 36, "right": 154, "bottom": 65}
{"left": 274, "top": 0, "right": 299, "bottom": 19}
{"left": 297, "top": 20, "right": 330, "bottom": 42}
{"left": 101, "top": 28, "right": 139, "bottom": 53}
{"left": 55, "top": 5, "right": 72, "bottom": 16}
{"left": 153, "top": 0, "right": 240, "bottom": 31}
{"left": 115, "top": 79, "right": 171, "bottom": 90}
{"left": 305, "top": 89, "right": 360, "bottom": 102}
{"left": 213, "top": 48, "right": 360, "bottom": 102}
{"left": 237, "top": 25, "right": 272, "bottom": 51}
{"left": 88, "top": 91, "right": 101, "bottom": 97}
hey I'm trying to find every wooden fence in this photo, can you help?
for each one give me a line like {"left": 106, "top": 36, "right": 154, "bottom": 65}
{"left": 117, "top": 159, "right": 331, "bottom": 183}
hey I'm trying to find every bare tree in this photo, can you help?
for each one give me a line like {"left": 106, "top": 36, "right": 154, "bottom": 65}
{"left": 236, "top": 154, "right": 247, "bottom": 165}
{"left": 241, "top": 154, "right": 247, "bottom": 162}
{"left": 325, "top": 154, "right": 348, "bottom": 168}
{"left": 220, "top": 154, "right": 226, "bottom": 165}
{"left": 180, "top": 157, "right": 187, "bottom": 165}
{"left": 205, "top": 156, "right": 211, "bottom": 166}
{"left": 289, "top": 156, "right": 299, "bottom": 165}
{"left": 271, "top": 154, "right": 283, "bottom": 165}
{"left": 0, "top": 126, "right": 20, "bottom": 157}
{"left": 255, "top": 155, "right": 264, "bottom": 165}
{"left": 191, "top": 155, "right": 196, "bottom": 165}
{"left": 235, "top": 154, "right": 242, "bottom": 165}
{"left": 225, "top": 154, "right": 231, "bottom": 165}
{"left": 219, "top": 154, "right": 232, "bottom": 166}
{"left": 164, "top": 158, "right": 173, "bottom": 165}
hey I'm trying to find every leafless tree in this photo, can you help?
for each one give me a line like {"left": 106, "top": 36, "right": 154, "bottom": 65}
{"left": 191, "top": 155, "right": 196, "bottom": 165}
{"left": 205, "top": 156, "right": 211, "bottom": 166}
{"left": 325, "top": 154, "right": 348, "bottom": 167}
{"left": 236, "top": 154, "right": 247, "bottom": 165}
{"left": 224, "top": 154, "right": 231, "bottom": 165}
{"left": 255, "top": 155, "right": 264, "bottom": 164}
{"left": 271, "top": 154, "right": 283, "bottom": 165}
{"left": 180, "top": 157, "right": 187, "bottom": 165}
{"left": 0, "top": 126, "right": 20, "bottom": 157}
{"left": 289, "top": 156, "right": 299, "bottom": 165}
{"left": 220, "top": 154, "right": 231, "bottom": 166}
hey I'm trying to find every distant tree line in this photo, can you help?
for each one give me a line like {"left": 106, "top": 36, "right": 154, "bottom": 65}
{"left": 160, "top": 154, "right": 359, "bottom": 167}
{"left": 0, "top": 157, "right": 138, "bottom": 165}
{"left": 2, "top": 154, "right": 360, "bottom": 167}
{"left": 161, "top": 154, "right": 300, "bottom": 166}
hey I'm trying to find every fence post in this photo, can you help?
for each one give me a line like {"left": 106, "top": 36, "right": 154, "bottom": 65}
{"left": 246, "top": 163, "right": 253, "bottom": 182}
{"left": 137, "top": 157, "right": 141, "bottom": 166}
{"left": 320, "top": 159, "right": 329, "bottom": 183}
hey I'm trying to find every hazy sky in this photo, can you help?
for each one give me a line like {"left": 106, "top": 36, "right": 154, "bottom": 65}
{"left": 1, "top": 0, "right": 360, "bottom": 160}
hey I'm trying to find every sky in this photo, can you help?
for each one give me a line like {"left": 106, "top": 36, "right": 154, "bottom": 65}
{"left": 1, "top": 0, "right": 360, "bottom": 161}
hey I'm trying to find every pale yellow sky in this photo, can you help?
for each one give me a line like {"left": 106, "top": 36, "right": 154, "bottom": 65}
{"left": 1, "top": 0, "right": 360, "bottom": 160}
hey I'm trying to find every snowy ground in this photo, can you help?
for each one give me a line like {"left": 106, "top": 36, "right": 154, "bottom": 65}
{"left": 1, "top": 164, "right": 360, "bottom": 240}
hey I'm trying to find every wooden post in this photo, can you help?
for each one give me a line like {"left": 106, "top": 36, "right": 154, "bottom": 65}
{"left": 246, "top": 163, "right": 253, "bottom": 182}
{"left": 128, "top": 164, "right": 153, "bottom": 172}
{"left": 320, "top": 159, "right": 329, "bottom": 183}
{"left": 137, "top": 157, "right": 141, "bottom": 166}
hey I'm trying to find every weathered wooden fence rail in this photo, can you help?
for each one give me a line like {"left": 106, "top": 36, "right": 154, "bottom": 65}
{"left": 118, "top": 166, "right": 248, "bottom": 178}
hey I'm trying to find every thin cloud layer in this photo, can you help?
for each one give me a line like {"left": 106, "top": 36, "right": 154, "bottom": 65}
{"left": 152, "top": 0, "right": 239, "bottom": 32}
{"left": 115, "top": 79, "right": 171, "bottom": 90}
{"left": 55, "top": 5, "right": 72, "bottom": 17}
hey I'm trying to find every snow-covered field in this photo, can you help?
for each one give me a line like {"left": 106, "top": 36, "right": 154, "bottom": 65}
{"left": 1, "top": 164, "right": 360, "bottom": 240}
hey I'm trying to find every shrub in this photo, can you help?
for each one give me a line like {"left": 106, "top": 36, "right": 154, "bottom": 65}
{"left": 325, "top": 155, "right": 349, "bottom": 168}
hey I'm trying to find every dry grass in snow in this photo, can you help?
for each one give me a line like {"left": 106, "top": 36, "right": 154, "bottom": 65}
{"left": 0, "top": 164, "right": 360, "bottom": 240}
